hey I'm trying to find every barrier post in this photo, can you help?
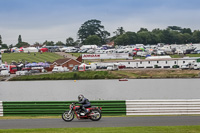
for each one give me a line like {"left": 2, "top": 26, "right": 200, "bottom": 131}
{"left": 0, "top": 101, "right": 3, "bottom": 116}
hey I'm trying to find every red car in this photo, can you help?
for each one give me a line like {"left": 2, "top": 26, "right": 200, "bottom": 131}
{"left": 118, "top": 64, "right": 126, "bottom": 69}
{"left": 39, "top": 48, "right": 48, "bottom": 52}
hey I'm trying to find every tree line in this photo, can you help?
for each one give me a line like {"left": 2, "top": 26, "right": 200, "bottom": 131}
{"left": 1, "top": 19, "right": 200, "bottom": 49}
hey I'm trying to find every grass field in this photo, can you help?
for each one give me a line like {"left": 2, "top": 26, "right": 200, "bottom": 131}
{"left": 0, "top": 126, "right": 200, "bottom": 133}
{"left": 2, "top": 52, "right": 64, "bottom": 64}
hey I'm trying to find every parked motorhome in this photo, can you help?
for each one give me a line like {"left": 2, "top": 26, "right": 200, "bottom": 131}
{"left": 23, "top": 47, "right": 39, "bottom": 53}
{"left": 107, "top": 63, "right": 119, "bottom": 71}
{"left": 78, "top": 63, "right": 96, "bottom": 71}
{"left": 137, "top": 51, "right": 148, "bottom": 57}
{"left": 194, "top": 63, "right": 200, "bottom": 70}
{"left": 52, "top": 66, "right": 69, "bottom": 73}
{"left": 80, "top": 45, "right": 97, "bottom": 50}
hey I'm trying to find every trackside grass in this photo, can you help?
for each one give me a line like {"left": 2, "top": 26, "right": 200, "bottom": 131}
{"left": 9, "top": 69, "right": 200, "bottom": 81}
{"left": 0, "top": 126, "right": 200, "bottom": 133}
{"left": 9, "top": 71, "right": 121, "bottom": 81}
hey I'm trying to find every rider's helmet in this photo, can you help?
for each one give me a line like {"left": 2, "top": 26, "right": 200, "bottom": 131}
{"left": 78, "top": 94, "right": 84, "bottom": 102}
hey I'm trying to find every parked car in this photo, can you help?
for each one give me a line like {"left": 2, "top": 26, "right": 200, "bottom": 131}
{"left": 16, "top": 71, "right": 32, "bottom": 76}
{"left": 29, "top": 69, "right": 40, "bottom": 73}
{"left": 118, "top": 64, "right": 126, "bottom": 69}
{"left": 0, "top": 70, "right": 10, "bottom": 76}
{"left": 78, "top": 49, "right": 88, "bottom": 53}
{"left": 87, "top": 49, "right": 95, "bottom": 54}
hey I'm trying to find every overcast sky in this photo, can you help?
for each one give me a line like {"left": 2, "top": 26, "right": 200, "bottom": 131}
{"left": 1, "top": 0, "right": 200, "bottom": 45}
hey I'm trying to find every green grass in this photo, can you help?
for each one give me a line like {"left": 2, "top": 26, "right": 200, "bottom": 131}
{"left": 69, "top": 53, "right": 81, "bottom": 57}
{"left": 2, "top": 52, "right": 64, "bottom": 64}
{"left": 170, "top": 54, "right": 200, "bottom": 58}
{"left": 0, "top": 126, "right": 200, "bottom": 133}
{"left": 9, "top": 71, "right": 121, "bottom": 81}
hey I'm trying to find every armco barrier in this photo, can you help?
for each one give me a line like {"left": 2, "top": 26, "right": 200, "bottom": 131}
{"left": 3, "top": 99, "right": 200, "bottom": 116}
{"left": 126, "top": 99, "right": 200, "bottom": 115}
{"left": 2, "top": 101, "right": 126, "bottom": 116}
{"left": 0, "top": 101, "right": 3, "bottom": 116}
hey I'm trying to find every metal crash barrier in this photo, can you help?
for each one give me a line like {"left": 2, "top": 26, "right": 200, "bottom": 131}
{"left": 126, "top": 99, "right": 200, "bottom": 115}
{"left": 1, "top": 99, "right": 200, "bottom": 116}
{"left": 0, "top": 101, "right": 3, "bottom": 116}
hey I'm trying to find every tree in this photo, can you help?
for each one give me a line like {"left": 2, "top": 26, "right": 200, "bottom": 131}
{"left": 0, "top": 35, "right": 2, "bottom": 45}
{"left": 9, "top": 44, "right": 13, "bottom": 49}
{"left": 66, "top": 37, "right": 74, "bottom": 46}
{"left": 114, "top": 32, "right": 137, "bottom": 46}
{"left": 55, "top": 41, "right": 64, "bottom": 46}
{"left": 168, "top": 26, "right": 182, "bottom": 31}
{"left": 113, "top": 27, "right": 125, "bottom": 36}
{"left": 85, "top": 35, "right": 101, "bottom": 45}
{"left": 181, "top": 33, "right": 192, "bottom": 44}
{"left": 18, "top": 35, "right": 22, "bottom": 43}
{"left": 78, "top": 19, "right": 110, "bottom": 44}
{"left": 181, "top": 28, "right": 192, "bottom": 35}
{"left": 1, "top": 44, "right": 8, "bottom": 49}
{"left": 43, "top": 40, "right": 54, "bottom": 46}
{"left": 137, "top": 31, "right": 151, "bottom": 44}
{"left": 137, "top": 28, "right": 148, "bottom": 33}
{"left": 15, "top": 42, "right": 30, "bottom": 48}
{"left": 192, "top": 30, "right": 200, "bottom": 43}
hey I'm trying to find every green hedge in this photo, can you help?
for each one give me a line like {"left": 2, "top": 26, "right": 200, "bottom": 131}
{"left": 3, "top": 101, "right": 126, "bottom": 116}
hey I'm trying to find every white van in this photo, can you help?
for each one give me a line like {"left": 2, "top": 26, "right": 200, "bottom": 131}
{"left": 107, "top": 63, "right": 119, "bottom": 71}
{"left": 52, "top": 66, "right": 69, "bottom": 73}
{"left": 0, "top": 70, "right": 10, "bottom": 76}
{"left": 194, "top": 63, "right": 200, "bottom": 70}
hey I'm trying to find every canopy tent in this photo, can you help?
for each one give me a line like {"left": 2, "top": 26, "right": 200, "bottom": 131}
{"left": 25, "top": 62, "right": 50, "bottom": 68}
{"left": 37, "top": 62, "right": 50, "bottom": 68}
{"left": 133, "top": 48, "right": 142, "bottom": 51}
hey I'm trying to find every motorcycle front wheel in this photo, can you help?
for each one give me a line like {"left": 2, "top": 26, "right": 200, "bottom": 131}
{"left": 90, "top": 109, "right": 102, "bottom": 121}
{"left": 62, "top": 111, "right": 74, "bottom": 122}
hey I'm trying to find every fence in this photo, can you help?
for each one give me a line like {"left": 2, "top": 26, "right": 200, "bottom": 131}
{"left": 126, "top": 99, "right": 200, "bottom": 115}
{"left": 0, "top": 101, "right": 3, "bottom": 116}
{"left": 2, "top": 100, "right": 126, "bottom": 116}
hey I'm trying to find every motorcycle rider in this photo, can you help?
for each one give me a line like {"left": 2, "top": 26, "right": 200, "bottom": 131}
{"left": 77, "top": 94, "right": 91, "bottom": 115}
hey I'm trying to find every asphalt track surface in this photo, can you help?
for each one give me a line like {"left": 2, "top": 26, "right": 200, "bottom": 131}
{"left": 0, "top": 116, "right": 200, "bottom": 129}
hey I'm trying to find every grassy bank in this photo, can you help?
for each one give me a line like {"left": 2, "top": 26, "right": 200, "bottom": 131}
{"left": 111, "top": 69, "right": 200, "bottom": 79}
{"left": 9, "top": 71, "right": 121, "bottom": 81}
{"left": 9, "top": 70, "right": 200, "bottom": 81}
{"left": 2, "top": 52, "right": 63, "bottom": 64}
{"left": 0, "top": 126, "right": 200, "bottom": 133}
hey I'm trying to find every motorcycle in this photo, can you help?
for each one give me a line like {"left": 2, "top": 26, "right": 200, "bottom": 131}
{"left": 62, "top": 102, "right": 102, "bottom": 122}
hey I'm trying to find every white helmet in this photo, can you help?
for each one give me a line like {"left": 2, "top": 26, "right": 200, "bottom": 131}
{"left": 78, "top": 94, "right": 84, "bottom": 101}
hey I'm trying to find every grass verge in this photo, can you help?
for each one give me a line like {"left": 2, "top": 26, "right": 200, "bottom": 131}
{"left": 9, "top": 71, "right": 121, "bottom": 81}
{"left": 0, "top": 126, "right": 200, "bottom": 133}
{"left": 8, "top": 69, "right": 200, "bottom": 81}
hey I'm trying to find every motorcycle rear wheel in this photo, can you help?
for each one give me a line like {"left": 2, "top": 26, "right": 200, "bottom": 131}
{"left": 90, "top": 109, "right": 102, "bottom": 121}
{"left": 62, "top": 111, "right": 74, "bottom": 122}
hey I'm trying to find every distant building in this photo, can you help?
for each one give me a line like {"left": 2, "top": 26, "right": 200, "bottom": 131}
{"left": 51, "top": 58, "right": 81, "bottom": 70}
{"left": 102, "top": 57, "right": 200, "bottom": 69}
